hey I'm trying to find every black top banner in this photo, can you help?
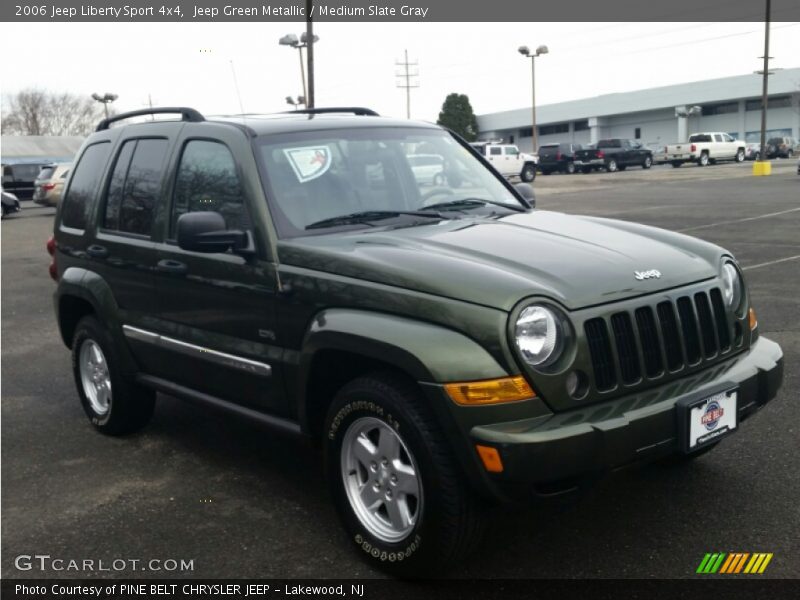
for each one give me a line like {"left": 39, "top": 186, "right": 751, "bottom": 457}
{"left": 3, "top": 0, "right": 800, "bottom": 22}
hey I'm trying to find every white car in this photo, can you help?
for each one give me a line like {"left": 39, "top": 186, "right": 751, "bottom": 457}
{"left": 470, "top": 142, "right": 538, "bottom": 182}
{"left": 408, "top": 154, "right": 444, "bottom": 185}
{"left": 665, "top": 132, "right": 746, "bottom": 167}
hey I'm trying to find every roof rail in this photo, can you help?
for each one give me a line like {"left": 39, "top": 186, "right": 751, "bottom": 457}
{"left": 96, "top": 107, "right": 205, "bottom": 131}
{"left": 287, "top": 107, "right": 380, "bottom": 117}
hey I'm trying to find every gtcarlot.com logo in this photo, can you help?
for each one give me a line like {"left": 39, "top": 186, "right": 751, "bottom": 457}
{"left": 696, "top": 552, "right": 773, "bottom": 574}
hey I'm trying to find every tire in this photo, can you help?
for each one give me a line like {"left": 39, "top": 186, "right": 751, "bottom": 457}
{"left": 565, "top": 162, "right": 576, "bottom": 174}
{"left": 671, "top": 161, "right": 682, "bottom": 168}
{"left": 642, "top": 155, "right": 653, "bottom": 169}
{"left": 581, "top": 167, "right": 591, "bottom": 174}
{"left": 618, "top": 165, "right": 627, "bottom": 171}
{"left": 606, "top": 159, "right": 618, "bottom": 173}
{"left": 735, "top": 149, "right": 745, "bottom": 163}
{"left": 520, "top": 164, "right": 536, "bottom": 182}
{"left": 698, "top": 152, "right": 710, "bottom": 167}
{"left": 71, "top": 316, "right": 155, "bottom": 435}
{"left": 324, "top": 372, "right": 486, "bottom": 576}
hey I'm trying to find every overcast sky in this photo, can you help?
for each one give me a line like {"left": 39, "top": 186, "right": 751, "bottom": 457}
{"left": 0, "top": 21, "right": 798, "bottom": 122}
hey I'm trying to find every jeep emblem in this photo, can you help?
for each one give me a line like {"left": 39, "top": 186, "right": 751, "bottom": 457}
{"left": 634, "top": 269, "right": 661, "bottom": 280}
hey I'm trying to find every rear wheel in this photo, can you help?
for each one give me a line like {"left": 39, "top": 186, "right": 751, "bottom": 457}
{"left": 565, "top": 162, "right": 576, "bottom": 174}
{"left": 671, "top": 161, "right": 682, "bottom": 168}
{"left": 324, "top": 373, "right": 486, "bottom": 576}
{"left": 698, "top": 152, "right": 710, "bottom": 167}
{"left": 520, "top": 163, "right": 536, "bottom": 182}
{"left": 72, "top": 316, "right": 155, "bottom": 435}
{"left": 581, "top": 167, "right": 591, "bottom": 174}
{"left": 642, "top": 156, "right": 653, "bottom": 169}
{"left": 606, "top": 159, "right": 618, "bottom": 173}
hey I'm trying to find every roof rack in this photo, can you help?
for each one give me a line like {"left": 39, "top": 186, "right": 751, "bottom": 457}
{"left": 96, "top": 107, "right": 205, "bottom": 131}
{"left": 286, "top": 107, "right": 380, "bottom": 117}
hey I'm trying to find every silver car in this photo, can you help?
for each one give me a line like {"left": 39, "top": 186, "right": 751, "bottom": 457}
{"left": 33, "top": 163, "right": 71, "bottom": 206}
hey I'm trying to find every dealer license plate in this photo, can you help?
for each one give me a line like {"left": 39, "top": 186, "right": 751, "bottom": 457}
{"left": 678, "top": 388, "right": 738, "bottom": 453}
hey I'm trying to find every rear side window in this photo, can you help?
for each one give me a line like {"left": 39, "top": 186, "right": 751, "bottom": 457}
{"left": 171, "top": 140, "right": 246, "bottom": 235}
{"left": 103, "top": 138, "right": 168, "bottom": 236}
{"left": 61, "top": 142, "right": 111, "bottom": 230}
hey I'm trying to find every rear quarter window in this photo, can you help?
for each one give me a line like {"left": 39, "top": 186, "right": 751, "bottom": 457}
{"left": 61, "top": 142, "right": 111, "bottom": 230}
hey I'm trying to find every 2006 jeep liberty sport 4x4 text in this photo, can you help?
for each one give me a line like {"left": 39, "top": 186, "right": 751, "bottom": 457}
{"left": 49, "top": 107, "right": 783, "bottom": 576}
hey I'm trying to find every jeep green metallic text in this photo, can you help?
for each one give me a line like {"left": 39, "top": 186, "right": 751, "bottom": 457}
{"left": 50, "top": 107, "right": 784, "bottom": 576}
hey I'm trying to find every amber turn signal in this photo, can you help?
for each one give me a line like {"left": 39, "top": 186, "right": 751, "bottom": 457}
{"left": 475, "top": 445, "right": 504, "bottom": 473}
{"left": 749, "top": 307, "right": 758, "bottom": 331}
{"left": 445, "top": 375, "right": 535, "bottom": 406}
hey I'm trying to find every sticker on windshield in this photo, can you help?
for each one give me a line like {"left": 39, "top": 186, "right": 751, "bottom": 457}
{"left": 283, "top": 145, "right": 332, "bottom": 183}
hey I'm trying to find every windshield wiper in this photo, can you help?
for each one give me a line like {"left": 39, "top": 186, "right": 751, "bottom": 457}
{"left": 305, "top": 210, "right": 445, "bottom": 230}
{"left": 421, "top": 198, "right": 526, "bottom": 213}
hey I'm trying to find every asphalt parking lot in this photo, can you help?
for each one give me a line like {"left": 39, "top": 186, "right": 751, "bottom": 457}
{"left": 2, "top": 160, "right": 798, "bottom": 579}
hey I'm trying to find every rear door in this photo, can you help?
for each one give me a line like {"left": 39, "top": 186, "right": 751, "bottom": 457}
{"left": 149, "top": 124, "right": 285, "bottom": 414}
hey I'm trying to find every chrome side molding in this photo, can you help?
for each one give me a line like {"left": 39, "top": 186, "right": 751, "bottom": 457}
{"left": 122, "top": 325, "right": 272, "bottom": 377}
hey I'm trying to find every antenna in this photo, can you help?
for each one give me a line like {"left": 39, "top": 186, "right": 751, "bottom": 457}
{"left": 395, "top": 49, "right": 419, "bottom": 119}
{"left": 229, "top": 60, "right": 247, "bottom": 124}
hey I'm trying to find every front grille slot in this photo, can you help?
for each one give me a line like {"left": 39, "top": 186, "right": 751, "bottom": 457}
{"left": 694, "top": 292, "right": 717, "bottom": 357}
{"left": 611, "top": 312, "right": 641, "bottom": 384}
{"left": 584, "top": 286, "right": 735, "bottom": 395}
{"left": 657, "top": 301, "right": 683, "bottom": 371}
{"left": 677, "top": 297, "right": 702, "bottom": 364}
{"left": 635, "top": 307, "right": 663, "bottom": 377}
{"left": 709, "top": 288, "right": 731, "bottom": 351}
{"left": 584, "top": 318, "right": 616, "bottom": 391}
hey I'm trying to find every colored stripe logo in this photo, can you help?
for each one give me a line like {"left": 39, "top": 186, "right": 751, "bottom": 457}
{"left": 696, "top": 552, "right": 773, "bottom": 574}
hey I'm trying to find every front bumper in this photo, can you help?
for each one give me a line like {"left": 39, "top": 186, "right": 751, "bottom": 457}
{"left": 461, "top": 337, "right": 783, "bottom": 499}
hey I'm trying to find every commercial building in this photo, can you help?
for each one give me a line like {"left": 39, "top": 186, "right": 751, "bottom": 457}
{"left": 1, "top": 135, "right": 84, "bottom": 165}
{"left": 476, "top": 68, "right": 800, "bottom": 152}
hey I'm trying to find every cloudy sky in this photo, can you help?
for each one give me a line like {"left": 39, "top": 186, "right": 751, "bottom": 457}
{"left": 1, "top": 21, "right": 798, "bottom": 121}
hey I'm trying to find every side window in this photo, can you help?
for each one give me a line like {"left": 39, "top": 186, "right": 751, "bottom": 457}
{"left": 714, "top": 134, "right": 723, "bottom": 142}
{"left": 103, "top": 139, "right": 168, "bottom": 236}
{"left": 171, "top": 140, "right": 247, "bottom": 235}
{"left": 504, "top": 146, "right": 519, "bottom": 156}
{"left": 61, "top": 142, "right": 111, "bottom": 230}
{"left": 489, "top": 146, "right": 502, "bottom": 156}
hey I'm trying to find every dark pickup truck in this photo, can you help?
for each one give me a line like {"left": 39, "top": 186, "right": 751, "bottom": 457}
{"left": 574, "top": 139, "right": 653, "bottom": 173}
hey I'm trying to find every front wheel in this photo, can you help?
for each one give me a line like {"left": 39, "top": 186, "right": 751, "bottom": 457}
{"left": 698, "top": 153, "right": 710, "bottom": 167}
{"left": 324, "top": 373, "right": 486, "bottom": 576}
{"left": 565, "top": 162, "right": 576, "bottom": 174}
{"left": 642, "top": 156, "right": 653, "bottom": 169}
{"left": 72, "top": 316, "right": 155, "bottom": 435}
{"left": 520, "top": 163, "right": 536, "bottom": 182}
{"left": 735, "top": 149, "right": 745, "bottom": 163}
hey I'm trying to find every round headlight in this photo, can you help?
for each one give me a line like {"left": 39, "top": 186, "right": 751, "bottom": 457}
{"left": 515, "top": 305, "right": 562, "bottom": 366}
{"left": 721, "top": 261, "right": 743, "bottom": 310}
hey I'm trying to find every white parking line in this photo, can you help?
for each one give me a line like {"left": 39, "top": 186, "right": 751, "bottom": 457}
{"left": 677, "top": 207, "right": 800, "bottom": 233}
{"left": 742, "top": 255, "right": 800, "bottom": 271}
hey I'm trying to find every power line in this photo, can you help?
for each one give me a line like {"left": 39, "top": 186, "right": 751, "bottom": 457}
{"left": 395, "top": 49, "right": 419, "bottom": 119}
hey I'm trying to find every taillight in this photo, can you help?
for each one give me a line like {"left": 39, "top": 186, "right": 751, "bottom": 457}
{"left": 43, "top": 183, "right": 56, "bottom": 191}
{"left": 46, "top": 236, "right": 58, "bottom": 281}
{"left": 556, "top": 151, "right": 562, "bottom": 160}
{"left": 690, "top": 144, "right": 697, "bottom": 153}
{"left": 597, "top": 150, "right": 605, "bottom": 159}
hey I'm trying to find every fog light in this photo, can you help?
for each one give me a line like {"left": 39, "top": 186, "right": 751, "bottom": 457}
{"left": 566, "top": 370, "right": 588, "bottom": 400}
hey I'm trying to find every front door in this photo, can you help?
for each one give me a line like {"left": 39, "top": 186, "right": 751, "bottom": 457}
{"left": 150, "top": 127, "right": 284, "bottom": 414}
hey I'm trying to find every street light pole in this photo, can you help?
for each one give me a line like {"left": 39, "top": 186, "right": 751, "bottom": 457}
{"left": 759, "top": 0, "right": 771, "bottom": 163}
{"left": 91, "top": 93, "right": 118, "bottom": 120}
{"left": 518, "top": 45, "right": 548, "bottom": 153}
{"left": 306, "top": 0, "right": 315, "bottom": 108}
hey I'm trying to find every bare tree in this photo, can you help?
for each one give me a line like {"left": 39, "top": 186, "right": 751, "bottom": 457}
{"left": 1, "top": 88, "right": 109, "bottom": 136}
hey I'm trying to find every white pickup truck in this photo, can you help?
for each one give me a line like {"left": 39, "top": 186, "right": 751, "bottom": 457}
{"left": 665, "top": 132, "right": 746, "bottom": 167}
{"left": 470, "top": 142, "right": 539, "bottom": 182}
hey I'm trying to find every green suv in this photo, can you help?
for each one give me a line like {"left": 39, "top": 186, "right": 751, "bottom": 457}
{"left": 49, "top": 107, "right": 783, "bottom": 575}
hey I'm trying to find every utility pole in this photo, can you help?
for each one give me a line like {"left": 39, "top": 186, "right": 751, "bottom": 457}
{"left": 395, "top": 49, "right": 419, "bottom": 119}
{"left": 759, "top": 0, "right": 771, "bottom": 163}
{"left": 306, "top": 0, "right": 315, "bottom": 108}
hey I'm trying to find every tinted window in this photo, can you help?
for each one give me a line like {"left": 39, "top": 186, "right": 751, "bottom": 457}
{"left": 489, "top": 147, "right": 502, "bottom": 156}
{"left": 172, "top": 140, "right": 246, "bottom": 235}
{"left": 61, "top": 142, "right": 111, "bottom": 230}
{"left": 104, "top": 139, "right": 168, "bottom": 236}
{"left": 597, "top": 139, "right": 621, "bottom": 148}
{"left": 689, "top": 134, "right": 712, "bottom": 143}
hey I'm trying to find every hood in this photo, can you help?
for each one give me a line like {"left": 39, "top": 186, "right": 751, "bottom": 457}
{"left": 277, "top": 211, "right": 725, "bottom": 311}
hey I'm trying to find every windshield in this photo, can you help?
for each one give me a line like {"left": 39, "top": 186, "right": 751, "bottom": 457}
{"left": 255, "top": 127, "right": 525, "bottom": 237}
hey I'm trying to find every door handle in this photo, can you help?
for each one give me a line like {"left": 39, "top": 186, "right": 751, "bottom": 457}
{"left": 156, "top": 259, "right": 188, "bottom": 275}
{"left": 86, "top": 244, "right": 108, "bottom": 259}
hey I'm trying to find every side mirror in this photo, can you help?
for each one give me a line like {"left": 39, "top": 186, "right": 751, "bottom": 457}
{"left": 515, "top": 182, "right": 536, "bottom": 208}
{"left": 176, "top": 211, "right": 248, "bottom": 254}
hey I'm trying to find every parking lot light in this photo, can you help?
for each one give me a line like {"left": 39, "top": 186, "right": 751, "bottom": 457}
{"left": 91, "top": 92, "right": 118, "bottom": 119}
{"left": 518, "top": 45, "right": 548, "bottom": 153}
